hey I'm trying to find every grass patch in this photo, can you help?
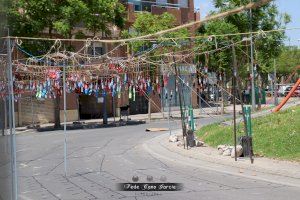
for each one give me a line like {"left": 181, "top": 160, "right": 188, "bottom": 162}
{"left": 197, "top": 106, "right": 300, "bottom": 161}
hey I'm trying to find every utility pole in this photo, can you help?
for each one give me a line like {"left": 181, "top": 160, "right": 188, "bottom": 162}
{"left": 250, "top": 0, "right": 256, "bottom": 111}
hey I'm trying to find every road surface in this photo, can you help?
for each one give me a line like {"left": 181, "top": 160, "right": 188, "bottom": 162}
{"left": 3, "top": 117, "right": 300, "bottom": 200}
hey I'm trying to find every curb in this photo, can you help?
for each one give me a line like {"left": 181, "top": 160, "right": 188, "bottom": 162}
{"left": 143, "top": 132, "right": 300, "bottom": 188}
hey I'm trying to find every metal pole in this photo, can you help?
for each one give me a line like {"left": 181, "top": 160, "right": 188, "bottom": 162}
{"left": 113, "top": 95, "right": 115, "bottom": 123}
{"left": 232, "top": 43, "right": 237, "bottom": 162}
{"left": 4, "top": 98, "right": 7, "bottom": 135}
{"left": 7, "top": 32, "right": 18, "bottom": 200}
{"left": 167, "top": 91, "right": 171, "bottom": 135}
{"left": 273, "top": 59, "right": 278, "bottom": 105}
{"left": 1, "top": 100, "right": 4, "bottom": 136}
{"left": 169, "top": 91, "right": 173, "bottom": 135}
{"left": 250, "top": 0, "right": 256, "bottom": 111}
{"left": 174, "top": 56, "right": 186, "bottom": 149}
{"left": 216, "top": 84, "right": 219, "bottom": 114}
{"left": 63, "top": 63, "right": 67, "bottom": 177}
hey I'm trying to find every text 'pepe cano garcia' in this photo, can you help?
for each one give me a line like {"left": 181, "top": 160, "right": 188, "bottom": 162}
{"left": 117, "top": 183, "right": 183, "bottom": 191}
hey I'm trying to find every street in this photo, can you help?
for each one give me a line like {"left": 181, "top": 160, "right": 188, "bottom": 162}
{"left": 12, "top": 117, "right": 300, "bottom": 200}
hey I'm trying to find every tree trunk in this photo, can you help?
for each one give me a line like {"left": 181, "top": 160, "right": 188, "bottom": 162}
{"left": 49, "top": 25, "right": 53, "bottom": 39}
{"left": 221, "top": 73, "right": 225, "bottom": 114}
{"left": 257, "top": 74, "right": 262, "bottom": 110}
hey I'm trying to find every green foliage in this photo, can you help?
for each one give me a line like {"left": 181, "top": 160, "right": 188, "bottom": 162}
{"left": 84, "top": 0, "right": 125, "bottom": 36}
{"left": 122, "top": 12, "right": 189, "bottom": 54}
{"left": 0, "top": 0, "right": 10, "bottom": 38}
{"left": 197, "top": 0, "right": 290, "bottom": 80}
{"left": 276, "top": 46, "right": 300, "bottom": 76}
{"left": 6, "top": 0, "right": 126, "bottom": 57}
{"left": 196, "top": 20, "right": 239, "bottom": 73}
{"left": 8, "top": 0, "right": 61, "bottom": 37}
{"left": 197, "top": 106, "right": 300, "bottom": 161}
{"left": 8, "top": 0, "right": 125, "bottom": 39}
{"left": 53, "top": 0, "right": 88, "bottom": 38}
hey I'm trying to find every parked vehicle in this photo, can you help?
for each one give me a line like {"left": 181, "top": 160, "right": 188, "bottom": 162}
{"left": 277, "top": 84, "right": 293, "bottom": 97}
{"left": 284, "top": 86, "right": 300, "bottom": 97}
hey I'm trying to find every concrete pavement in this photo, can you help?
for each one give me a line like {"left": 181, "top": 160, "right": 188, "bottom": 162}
{"left": 0, "top": 118, "right": 298, "bottom": 200}
{"left": 0, "top": 98, "right": 299, "bottom": 199}
{"left": 144, "top": 131, "right": 300, "bottom": 188}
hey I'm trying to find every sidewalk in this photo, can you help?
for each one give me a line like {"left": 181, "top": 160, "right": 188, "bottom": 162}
{"left": 143, "top": 99, "right": 300, "bottom": 188}
{"left": 143, "top": 131, "right": 300, "bottom": 188}
{"left": 12, "top": 97, "right": 300, "bottom": 133}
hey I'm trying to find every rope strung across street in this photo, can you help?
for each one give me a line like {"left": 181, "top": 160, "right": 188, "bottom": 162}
{"left": 2, "top": 0, "right": 274, "bottom": 43}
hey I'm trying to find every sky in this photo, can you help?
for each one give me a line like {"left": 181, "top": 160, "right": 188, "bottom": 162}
{"left": 194, "top": 0, "right": 300, "bottom": 46}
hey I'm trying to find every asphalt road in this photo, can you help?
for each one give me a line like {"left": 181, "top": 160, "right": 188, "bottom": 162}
{"left": 5, "top": 116, "right": 300, "bottom": 200}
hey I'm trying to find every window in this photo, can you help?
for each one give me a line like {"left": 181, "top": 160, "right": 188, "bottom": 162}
{"left": 88, "top": 46, "right": 103, "bottom": 56}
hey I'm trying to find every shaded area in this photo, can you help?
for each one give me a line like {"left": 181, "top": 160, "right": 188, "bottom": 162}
{"left": 36, "top": 120, "right": 146, "bottom": 132}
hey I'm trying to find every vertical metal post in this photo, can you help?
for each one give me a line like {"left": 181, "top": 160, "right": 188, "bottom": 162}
{"left": 250, "top": 0, "right": 256, "bottom": 111}
{"left": 63, "top": 63, "right": 67, "bottom": 177}
{"left": 113, "top": 95, "right": 115, "bottom": 123}
{"left": 173, "top": 56, "right": 186, "bottom": 148}
{"left": 216, "top": 84, "right": 219, "bottom": 114}
{"left": 1, "top": 100, "right": 4, "bottom": 136}
{"left": 4, "top": 98, "right": 7, "bottom": 135}
{"left": 148, "top": 95, "right": 151, "bottom": 121}
{"left": 7, "top": 34, "right": 18, "bottom": 200}
{"left": 273, "top": 59, "right": 278, "bottom": 105}
{"left": 232, "top": 43, "right": 237, "bottom": 162}
{"left": 199, "top": 88, "right": 202, "bottom": 114}
{"left": 168, "top": 91, "right": 172, "bottom": 135}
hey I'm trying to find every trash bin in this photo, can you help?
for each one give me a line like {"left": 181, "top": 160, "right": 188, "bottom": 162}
{"left": 239, "top": 136, "right": 253, "bottom": 157}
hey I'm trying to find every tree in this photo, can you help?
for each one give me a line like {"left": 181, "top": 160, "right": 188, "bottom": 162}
{"left": 196, "top": 0, "right": 290, "bottom": 91}
{"left": 195, "top": 0, "right": 290, "bottom": 113}
{"left": 122, "top": 12, "right": 189, "bottom": 55}
{"left": 8, "top": 0, "right": 62, "bottom": 38}
{"left": 122, "top": 12, "right": 190, "bottom": 120}
{"left": 7, "top": 0, "right": 126, "bottom": 128}
{"left": 196, "top": 19, "right": 240, "bottom": 113}
{"left": 53, "top": 0, "right": 89, "bottom": 39}
{"left": 84, "top": 0, "right": 125, "bottom": 37}
{"left": 276, "top": 46, "right": 300, "bottom": 79}
{"left": 208, "top": 0, "right": 290, "bottom": 78}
